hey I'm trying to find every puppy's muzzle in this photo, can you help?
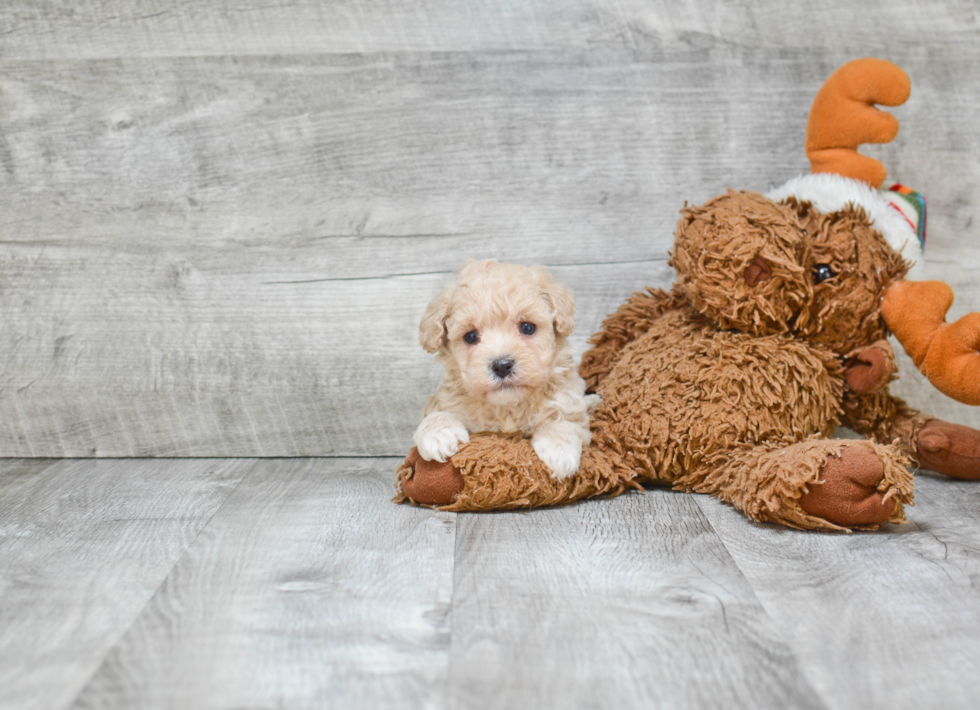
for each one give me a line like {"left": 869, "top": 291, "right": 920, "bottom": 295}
{"left": 490, "top": 357, "right": 516, "bottom": 380}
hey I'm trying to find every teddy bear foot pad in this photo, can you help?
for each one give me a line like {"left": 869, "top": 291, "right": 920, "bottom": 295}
{"left": 798, "top": 444, "right": 900, "bottom": 528}
{"left": 397, "top": 447, "right": 464, "bottom": 507}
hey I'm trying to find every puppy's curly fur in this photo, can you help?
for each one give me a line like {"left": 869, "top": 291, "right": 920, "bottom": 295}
{"left": 414, "top": 260, "right": 592, "bottom": 479}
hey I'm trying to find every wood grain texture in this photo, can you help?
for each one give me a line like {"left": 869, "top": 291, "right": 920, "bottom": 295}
{"left": 695, "top": 472, "right": 980, "bottom": 710}
{"left": 0, "top": 0, "right": 632, "bottom": 58}
{"left": 6, "top": 456, "right": 980, "bottom": 709}
{"left": 70, "top": 458, "right": 457, "bottom": 710}
{"left": 0, "top": 260, "right": 672, "bottom": 457}
{"left": 1, "top": 46, "right": 979, "bottom": 455}
{"left": 2, "top": 0, "right": 978, "bottom": 58}
{"left": 5, "top": 4, "right": 980, "bottom": 710}
{"left": 447, "top": 489, "right": 824, "bottom": 709}
{"left": 1, "top": 4, "right": 980, "bottom": 459}
{"left": 0, "top": 457, "right": 249, "bottom": 710}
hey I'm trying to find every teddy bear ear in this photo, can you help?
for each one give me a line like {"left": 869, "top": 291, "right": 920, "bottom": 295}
{"left": 672, "top": 190, "right": 812, "bottom": 337}
{"left": 419, "top": 285, "right": 453, "bottom": 353}
{"left": 534, "top": 268, "right": 576, "bottom": 337}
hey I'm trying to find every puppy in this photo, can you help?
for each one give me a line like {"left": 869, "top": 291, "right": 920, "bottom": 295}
{"left": 414, "top": 260, "right": 593, "bottom": 479}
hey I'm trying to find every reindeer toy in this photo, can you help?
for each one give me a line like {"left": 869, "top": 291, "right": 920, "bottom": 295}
{"left": 395, "top": 58, "right": 980, "bottom": 531}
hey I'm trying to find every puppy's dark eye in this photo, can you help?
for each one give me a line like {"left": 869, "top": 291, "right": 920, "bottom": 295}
{"left": 519, "top": 322, "right": 536, "bottom": 336}
{"left": 463, "top": 330, "right": 479, "bottom": 345}
{"left": 813, "top": 264, "right": 837, "bottom": 284}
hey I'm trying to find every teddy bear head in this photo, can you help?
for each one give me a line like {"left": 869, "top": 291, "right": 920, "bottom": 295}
{"left": 670, "top": 189, "right": 908, "bottom": 356}
{"left": 669, "top": 58, "right": 980, "bottom": 405}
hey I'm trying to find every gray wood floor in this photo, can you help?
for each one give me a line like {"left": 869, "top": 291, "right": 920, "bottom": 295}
{"left": 4, "top": 1, "right": 980, "bottom": 708}
{"left": 4, "top": 456, "right": 980, "bottom": 709}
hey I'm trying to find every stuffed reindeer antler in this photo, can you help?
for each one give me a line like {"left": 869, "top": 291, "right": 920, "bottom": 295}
{"left": 791, "top": 58, "right": 980, "bottom": 405}
{"left": 805, "top": 58, "right": 911, "bottom": 188}
{"left": 882, "top": 280, "right": 980, "bottom": 405}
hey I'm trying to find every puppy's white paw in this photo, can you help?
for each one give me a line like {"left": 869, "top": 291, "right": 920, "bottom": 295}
{"left": 414, "top": 413, "right": 470, "bottom": 463}
{"left": 416, "top": 427, "right": 468, "bottom": 462}
{"left": 532, "top": 429, "right": 583, "bottom": 480}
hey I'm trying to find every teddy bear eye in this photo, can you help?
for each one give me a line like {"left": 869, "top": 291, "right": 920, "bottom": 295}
{"left": 463, "top": 330, "right": 480, "bottom": 345}
{"left": 519, "top": 322, "right": 536, "bottom": 336}
{"left": 813, "top": 264, "right": 837, "bottom": 284}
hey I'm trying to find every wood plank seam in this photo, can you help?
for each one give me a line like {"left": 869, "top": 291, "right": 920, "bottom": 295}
{"left": 59, "top": 461, "right": 257, "bottom": 710}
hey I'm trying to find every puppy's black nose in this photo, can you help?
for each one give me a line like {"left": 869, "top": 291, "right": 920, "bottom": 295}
{"left": 491, "top": 358, "right": 516, "bottom": 379}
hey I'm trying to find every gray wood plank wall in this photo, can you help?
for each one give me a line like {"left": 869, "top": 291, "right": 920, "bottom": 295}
{"left": 1, "top": 2, "right": 979, "bottom": 455}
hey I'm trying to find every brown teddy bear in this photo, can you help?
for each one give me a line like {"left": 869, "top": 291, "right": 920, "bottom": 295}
{"left": 394, "top": 58, "right": 980, "bottom": 531}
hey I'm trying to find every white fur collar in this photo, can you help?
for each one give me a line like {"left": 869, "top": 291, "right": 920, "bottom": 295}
{"left": 767, "top": 173, "right": 926, "bottom": 279}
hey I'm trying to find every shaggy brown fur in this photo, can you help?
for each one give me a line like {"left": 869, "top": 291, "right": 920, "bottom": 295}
{"left": 395, "top": 434, "right": 643, "bottom": 511}
{"left": 672, "top": 191, "right": 813, "bottom": 337}
{"left": 395, "top": 189, "right": 980, "bottom": 531}
{"left": 788, "top": 199, "right": 910, "bottom": 354}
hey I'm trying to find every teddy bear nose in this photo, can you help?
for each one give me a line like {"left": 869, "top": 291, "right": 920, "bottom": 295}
{"left": 744, "top": 256, "right": 773, "bottom": 287}
{"left": 491, "top": 358, "right": 516, "bottom": 379}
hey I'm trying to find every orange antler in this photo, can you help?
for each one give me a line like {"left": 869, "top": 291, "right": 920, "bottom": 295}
{"left": 882, "top": 280, "right": 980, "bottom": 406}
{"left": 806, "top": 58, "right": 911, "bottom": 188}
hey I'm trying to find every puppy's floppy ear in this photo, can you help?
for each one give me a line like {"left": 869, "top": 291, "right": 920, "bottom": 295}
{"left": 535, "top": 267, "right": 576, "bottom": 337}
{"left": 419, "top": 285, "right": 453, "bottom": 353}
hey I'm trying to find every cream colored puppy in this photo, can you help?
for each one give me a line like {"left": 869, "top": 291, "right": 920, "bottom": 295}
{"left": 414, "top": 260, "right": 593, "bottom": 479}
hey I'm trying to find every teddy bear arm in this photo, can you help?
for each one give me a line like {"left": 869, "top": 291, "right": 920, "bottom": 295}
{"left": 395, "top": 432, "right": 641, "bottom": 510}
{"left": 841, "top": 391, "right": 929, "bottom": 457}
{"left": 842, "top": 340, "right": 898, "bottom": 394}
{"left": 580, "top": 287, "right": 683, "bottom": 392}
{"left": 842, "top": 391, "right": 980, "bottom": 480}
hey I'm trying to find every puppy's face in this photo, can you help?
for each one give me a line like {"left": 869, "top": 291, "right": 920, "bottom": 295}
{"left": 446, "top": 284, "right": 556, "bottom": 407}
{"left": 420, "top": 261, "right": 575, "bottom": 407}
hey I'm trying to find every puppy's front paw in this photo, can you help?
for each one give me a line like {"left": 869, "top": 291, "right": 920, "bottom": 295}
{"left": 532, "top": 430, "right": 583, "bottom": 480}
{"left": 417, "top": 427, "right": 468, "bottom": 463}
{"left": 414, "top": 413, "right": 470, "bottom": 463}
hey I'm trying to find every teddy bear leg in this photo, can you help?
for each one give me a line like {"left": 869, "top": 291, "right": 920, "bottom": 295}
{"left": 797, "top": 444, "right": 903, "bottom": 526}
{"left": 686, "top": 438, "right": 914, "bottom": 532}
{"left": 394, "top": 433, "right": 641, "bottom": 511}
